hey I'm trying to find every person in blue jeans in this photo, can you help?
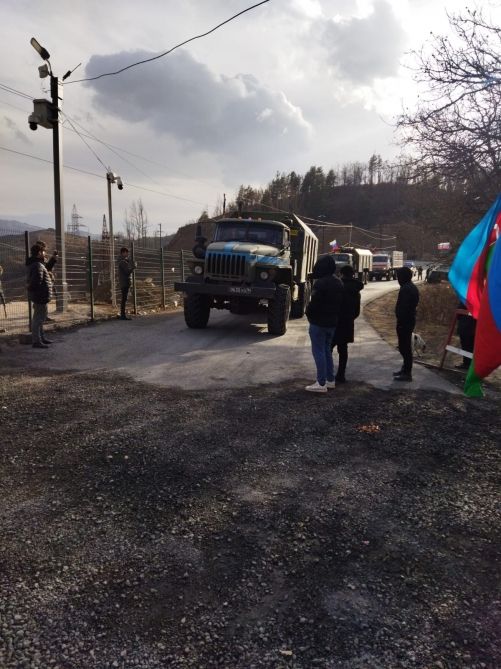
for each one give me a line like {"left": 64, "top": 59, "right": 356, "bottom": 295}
{"left": 305, "top": 254, "right": 344, "bottom": 392}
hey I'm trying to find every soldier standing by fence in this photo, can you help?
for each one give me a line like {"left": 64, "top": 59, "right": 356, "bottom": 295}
{"left": 118, "top": 247, "right": 137, "bottom": 320}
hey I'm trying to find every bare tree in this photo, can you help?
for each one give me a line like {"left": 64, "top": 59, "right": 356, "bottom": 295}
{"left": 125, "top": 199, "right": 149, "bottom": 246}
{"left": 397, "top": 8, "right": 501, "bottom": 203}
{"left": 123, "top": 208, "right": 135, "bottom": 241}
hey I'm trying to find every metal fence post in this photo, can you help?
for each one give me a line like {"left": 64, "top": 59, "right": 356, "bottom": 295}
{"left": 160, "top": 246, "right": 166, "bottom": 309}
{"left": 131, "top": 241, "right": 137, "bottom": 315}
{"left": 88, "top": 236, "right": 95, "bottom": 322}
{"left": 24, "top": 231, "right": 32, "bottom": 331}
{"left": 180, "top": 249, "right": 186, "bottom": 282}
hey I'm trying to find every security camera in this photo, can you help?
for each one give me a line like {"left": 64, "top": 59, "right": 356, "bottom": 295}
{"left": 116, "top": 177, "right": 123, "bottom": 190}
{"left": 28, "top": 113, "right": 39, "bottom": 131}
{"left": 38, "top": 64, "right": 50, "bottom": 79}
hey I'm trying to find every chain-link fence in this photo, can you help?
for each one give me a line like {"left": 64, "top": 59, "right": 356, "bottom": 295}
{"left": 0, "top": 224, "right": 190, "bottom": 338}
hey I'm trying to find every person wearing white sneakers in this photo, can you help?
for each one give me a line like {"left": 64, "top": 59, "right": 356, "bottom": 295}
{"left": 304, "top": 254, "right": 344, "bottom": 392}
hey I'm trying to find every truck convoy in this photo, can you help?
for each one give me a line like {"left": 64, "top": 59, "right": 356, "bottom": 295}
{"left": 330, "top": 247, "right": 373, "bottom": 282}
{"left": 369, "top": 250, "right": 404, "bottom": 281}
{"left": 174, "top": 209, "right": 318, "bottom": 336}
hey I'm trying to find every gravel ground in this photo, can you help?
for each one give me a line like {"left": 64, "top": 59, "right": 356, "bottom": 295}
{"left": 0, "top": 366, "right": 500, "bottom": 669}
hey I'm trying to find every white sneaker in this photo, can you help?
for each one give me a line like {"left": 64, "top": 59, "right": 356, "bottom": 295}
{"left": 325, "top": 380, "right": 336, "bottom": 388}
{"left": 305, "top": 381, "right": 327, "bottom": 393}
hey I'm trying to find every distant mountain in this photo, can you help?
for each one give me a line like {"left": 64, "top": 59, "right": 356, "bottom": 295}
{"left": 0, "top": 219, "right": 49, "bottom": 235}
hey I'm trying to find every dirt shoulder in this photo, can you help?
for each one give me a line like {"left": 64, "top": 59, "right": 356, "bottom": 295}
{"left": 0, "top": 365, "right": 500, "bottom": 668}
{"left": 364, "top": 282, "right": 501, "bottom": 394}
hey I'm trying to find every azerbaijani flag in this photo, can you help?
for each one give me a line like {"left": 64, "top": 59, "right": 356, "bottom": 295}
{"left": 449, "top": 195, "right": 501, "bottom": 397}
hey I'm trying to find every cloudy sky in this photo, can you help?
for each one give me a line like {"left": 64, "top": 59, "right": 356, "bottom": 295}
{"left": 0, "top": 0, "right": 497, "bottom": 235}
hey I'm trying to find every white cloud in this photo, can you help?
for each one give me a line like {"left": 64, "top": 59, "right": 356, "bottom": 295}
{"left": 84, "top": 48, "right": 312, "bottom": 167}
{"left": 320, "top": 0, "right": 406, "bottom": 83}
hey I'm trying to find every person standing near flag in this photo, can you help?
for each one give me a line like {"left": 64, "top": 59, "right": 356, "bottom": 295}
{"left": 449, "top": 194, "right": 501, "bottom": 396}
{"left": 393, "top": 266, "right": 419, "bottom": 382}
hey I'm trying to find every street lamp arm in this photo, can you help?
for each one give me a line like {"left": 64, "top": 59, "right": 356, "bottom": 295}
{"left": 30, "top": 37, "right": 50, "bottom": 61}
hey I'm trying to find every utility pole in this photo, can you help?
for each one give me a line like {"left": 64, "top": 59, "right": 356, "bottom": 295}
{"left": 50, "top": 74, "right": 67, "bottom": 311}
{"left": 29, "top": 38, "right": 68, "bottom": 311}
{"left": 106, "top": 175, "right": 116, "bottom": 307}
{"left": 105, "top": 171, "right": 123, "bottom": 308}
{"left": 158, "top": 223, "right": 162, "bottom": 248}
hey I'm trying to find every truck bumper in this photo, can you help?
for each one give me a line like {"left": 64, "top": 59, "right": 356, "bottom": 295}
{"left": 174, "top": 280, "right": 277, "bottom": 300}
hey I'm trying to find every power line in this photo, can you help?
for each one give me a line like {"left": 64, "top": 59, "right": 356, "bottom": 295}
{"left": 62, "top": 112, "right": 194, "bottom": 194}
{"left": 60, "top": 114, "right": 218, "bottom": 190}
{"left": 68, "top": 0, "right": 270, "bottom": 84}
{"left": 233, "top": 198, "right": 397, "bottom": 242}
{"left": 61, "top": 112, "right": 109, "bottom": 172}
{"left": 0, "top": 145, "right": 208, "bottom": 206}
{"left": 0, "top": 92, "right": 220, "bottom": 192}
{"left": 0, "top": 83, "right": 33, "bottom": 100}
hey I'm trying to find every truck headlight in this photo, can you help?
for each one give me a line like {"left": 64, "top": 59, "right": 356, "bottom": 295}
{"left": 194, "top": 264, "right": 204, "bottom": 275}
{"left": 259, "top": 270, "right": 269, "bottom": 280}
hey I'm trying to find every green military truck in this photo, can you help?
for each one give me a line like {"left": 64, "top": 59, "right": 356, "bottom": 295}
{"left": 174, "top": 210, "right": 318, "bottom": 335}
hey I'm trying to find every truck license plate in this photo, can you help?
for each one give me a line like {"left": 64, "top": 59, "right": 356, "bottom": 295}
{"left": 229, "top": 286, "right": 252, "bottom": 294}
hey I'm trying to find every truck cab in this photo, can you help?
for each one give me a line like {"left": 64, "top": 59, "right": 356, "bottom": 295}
{"left": 175, "top": 211, "right": 318, "bottom": 335}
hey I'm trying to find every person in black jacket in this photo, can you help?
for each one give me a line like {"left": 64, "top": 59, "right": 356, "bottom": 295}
{"left": 393, "top": 266, "right": 419, "bottom": 381}
{"left": 305, "top": 254, "right": 344, "bottom": 392}
{"left": 331, "top": 265, "right": 364, "bottom": 383}
{"left": 117, "top": 247, "right": 137, "bottom": 320}
{"left": 456, "top": 302, "right": 476, "bottom": 369}
{"left": 26, "top": 243, "right": 53, "bottom": 348}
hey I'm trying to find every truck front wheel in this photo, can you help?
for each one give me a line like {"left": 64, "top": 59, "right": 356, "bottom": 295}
{"left": 268, "top": 284, "right": 291, "bottom": 335}
{"left": 184, "top": 293, "right": 211, "bottom": 328}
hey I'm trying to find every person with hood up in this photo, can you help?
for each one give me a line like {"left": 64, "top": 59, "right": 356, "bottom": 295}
{"left": 305, "top": 254, "right": 344, "bottom": 392}
{"left": 331, "top": 265, "right": 364, "bottom": 383}
{"left": 26, "top": 243, "right": 53, "bottom": 348}
{"left": 393, "top": 266, "right": 419, "bottom": 381}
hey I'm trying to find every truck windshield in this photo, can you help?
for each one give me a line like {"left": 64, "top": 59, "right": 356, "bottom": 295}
{"left": 332, "top": 253, "right": 350, "bottom": 262}
{"left": 373, "top": 255, "right": 389, "bottom": 262}
{"left": 215, "top": 223, "right": 284, "bottom": 246}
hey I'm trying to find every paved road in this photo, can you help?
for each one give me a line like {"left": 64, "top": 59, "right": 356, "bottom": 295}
{"left": 4, "top": 278, "right": 458, "bottom": 394}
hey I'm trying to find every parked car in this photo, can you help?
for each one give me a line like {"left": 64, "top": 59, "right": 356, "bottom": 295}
{"left": 426, "top": 264, "right": 451, "bottom": 283}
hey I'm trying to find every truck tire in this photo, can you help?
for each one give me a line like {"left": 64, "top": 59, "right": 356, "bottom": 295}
{"left": 184, "top": 294, "right": 210, "bottom": 328}
{"left": 290, "top": 281, "right": 310, "bottom": 319}
{"left": 268, "top": 284, "right": 291, "bottom": 335}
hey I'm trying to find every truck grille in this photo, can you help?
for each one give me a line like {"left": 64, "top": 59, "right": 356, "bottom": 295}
{"left": 206, "top": 252, "right": 246, "bottom": 279}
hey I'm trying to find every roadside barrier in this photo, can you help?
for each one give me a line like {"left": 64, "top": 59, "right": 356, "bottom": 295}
{"left": 0, "top": 224, "right": 190, "bottom": 338}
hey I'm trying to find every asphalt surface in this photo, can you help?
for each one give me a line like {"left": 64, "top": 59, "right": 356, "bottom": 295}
{"left": 1, "top": 279, "right": 499, "bottom": 668}
{"left": 2, "top": 279, "right": 457, "bottom": 394}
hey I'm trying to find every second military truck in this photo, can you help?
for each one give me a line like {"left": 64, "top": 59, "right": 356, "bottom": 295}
{"left": 369, "top": 250, "right": 404, "bottom": 281}
{"left": 330, "top": 247, "right": 373, "bottom": 282}
{"left": 174, "top": 210, "right": 318, "bottom": 335}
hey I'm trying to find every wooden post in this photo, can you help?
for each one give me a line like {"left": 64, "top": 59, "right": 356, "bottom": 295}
{"left": 439, "top": 308, "right": 469, "bottom": 369}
